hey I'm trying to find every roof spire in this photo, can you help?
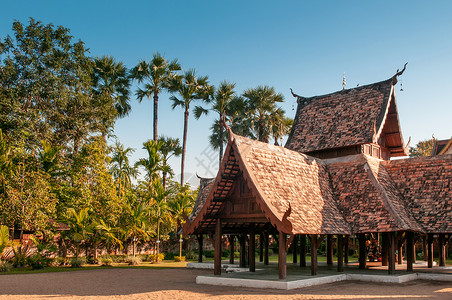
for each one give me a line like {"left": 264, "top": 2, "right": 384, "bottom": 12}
{"left": 342, "top": 73, "right": 346, "bottom": 90}
{"left": 392, "top": 62, "right": 408, "bottom": 85}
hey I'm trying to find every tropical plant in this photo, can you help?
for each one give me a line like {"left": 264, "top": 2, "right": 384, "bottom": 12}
{"left": 149, "top": 179, "right": 171, "bottom": 258}
{"left": 110, "top": 141, "right": 136, "bottom": 197}
{"left": 194, "top": 81, "right": 236, "bottom": 167}
{"left": 410, "top": 135, "right": 437, "bottom": 157}
{"left": 157, "top": 136, "right": 182, "bottom": 190}
{"left": 0, "top": 225, "right": 10, "bottom": 258}
{"left": 62, "top": 208, "right": 93, "bottom": 258}
{"left": 169, "top": 69, "right": 211, "bottom": 184}
{"left": 135, "top": 140, "right": 164, "bottom": 187}
{"left": 124, "top": 202, "right": 151, "bottom": 257}
{"left": 95, "top": 219, "right": 123, "bottom": 253}
{"left": 270, "top": 109, "right": 293, "bottom": 146}
{"left": 131, "top": 52, "right": 181, "bottom": 141}
{"left": 242, "top": 86, "right": 284, "bottom": 142}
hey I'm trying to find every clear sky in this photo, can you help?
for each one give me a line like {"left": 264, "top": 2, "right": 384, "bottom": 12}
{"left": 2, "top": 1, "right": 451, "bottom": 186}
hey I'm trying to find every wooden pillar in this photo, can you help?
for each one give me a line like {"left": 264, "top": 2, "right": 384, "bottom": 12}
{"left": 311, "top": 234, "right": 318, "bottom": 275}
{"left": 439, "top": 233, "right": 446, "bottom": 267}
{"left": 214, "top": 219, "right": 222, "bottom": 276}
{"left": 423, "top": 236, "right": 427, "bottom": 261}
{"left": 388, "top": 232, "right": 396, "bottom": 275}
{"left": 292, "top": 235, "right": 298, "bottom": 264}
{"left": 427, "top": 233, "right": 433, "bottom": 268}
{"left": 197, "top": 234, "right": 203, "bottom": 263}
{"left": 397, "top": 234, "right": 403, "bottom": 264}
{"left": 239, "top": 234, "right": 246, "bottom": 267}
{"left": 358, "top": 233, "right": 367, "bottom": 269}
{"left": 337, "top": 235, "right": 344, "bottom": 272}
{"left": 300, "top": 234, "right": 306, "bottom": 267}
{"left": 229, "top": 235, "right": 235, "bottom": 264}
{"left": 259, "top": 233, "right": 264, "bottom": 262}
{"left": 327, "top": 235, "right": 333, "bottom": 266}
{"left": 381, "top": 232, "right": 389, "bottom": 266}
{"left": 278, "top": 231, "right": 287, "bottom": 279}
{"left": 344, "top": 235, "right": 349, "bottom": 263}
{"left": 406, "top": 231, "right": 414, "bottom": 272}
{"left": 264, "top": 231, "right": 269, "bottom": 265}
{"left": 249, "top": 224, "right": 255, "bottom": 272}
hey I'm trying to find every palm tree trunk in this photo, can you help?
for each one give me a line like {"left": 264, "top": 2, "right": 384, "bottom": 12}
{"left": 153, "top": 92, "right": 159, "bottom": 141}
{"left": 180, "top": 107, "right": 189, "bottom": 185}
{"left": 162, "top": 171, "right": 167, "bottom": 191}
{"left": 219, "top": 118, "right": 223, "bottom": 169}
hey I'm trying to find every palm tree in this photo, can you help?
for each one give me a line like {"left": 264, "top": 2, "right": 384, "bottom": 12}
{"left": 131, "top": 53, "right": 181, "bottom": 141}
{"left": 124, "top": 202, "right": 151, "bottom": 257}
{"left": 0, "top": 225, "right": 11, "bottom": 256}
{"left": 93, "top": 56, "right": 131, "bottom": 139}
{"left": 135, "top": 139, "right": 164, "bottom": 187}
{"left": 110, "top": 141, "right": 137, "bottom": 197}
{"left": 194, "top": 81, "right": 236, "bottom": 167}
{"left": 63, "top": 208, "right": 93, "bottom": 258}
{"left": 149, "top": 179, "right": 170, "bottom": 259}
{"left": 270, "top": 109, "right": 293, "bottom": 146}
{"left": 157, "top": 136, "right": 182, "bottom": 190}
{"left": 169, "top": 69, "right": 211, "bottom": 185}
{"left": 96, "top": 219, "right": 123, "bottom": 254}
{"left": 242, "top": 86, "right": 284, "bottom": 142}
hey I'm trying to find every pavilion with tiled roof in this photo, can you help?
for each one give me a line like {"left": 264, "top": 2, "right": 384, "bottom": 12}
{"left": 183, "top": 69, "right": 452, "bottom": 279}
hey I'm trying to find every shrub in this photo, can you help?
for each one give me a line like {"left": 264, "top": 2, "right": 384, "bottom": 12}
{"left": 184, "top": 250, "right": 195, "bottom": 260}
{"left": 53, "top": 257, "right": 70, "bottom": 266}
{"left": 28, "top": 254, "right": 46, "bottom": 270}
{"left": 70, "top": 257, "right": 85, "bottom": 268}
{"left": 125, "top": 255, "right": 142, "bottom": 265}
{"left": 147, "top": 253, "right": 164, "bottom": 263}
{"left": 222, "top": 249, "right": 230, "bottom": 258}
{"left": 174, "top": 256, "right": 185, "bottom": 262}
{"left": 86, "top": 256, "right": 100, "bottom": 265}
{"left": 0, "top": 261, "right": 12, "bottom": 272}
{"left": 203, "top": 250, "right": 214, "bottom": 258}
{"left": 12, "top": 252, "right": 28, "bottom": 268}
{"left": 101, "top": 256, "right": 113, "bottom": 266}
{"left": 109, "top": 255, "right": 126, "bottom": 263}
{"left": 164, "top": 252, "right": 176, "bottom": 260}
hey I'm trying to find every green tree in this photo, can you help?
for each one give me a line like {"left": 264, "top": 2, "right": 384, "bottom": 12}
{"left": 131, "top": 53, "right": 181, "bottom": 141}
{"left": 149, "top": 179, "right": 170, "bottom": 258}
{"left": 169, "top": 69, "right": 210, "bottom": 184}
{"left": 270, "top": 109, "right": 293, "bottom": 146}
{"left": 242, "top": 86, "right": 284, "bottom": 143}
{"left": 0, "top": 225, "right": 11, "bottom": 257}
{"left": 157, "top": 136, "right": 182, "bottom": 190}
{"left": 135, "top": 140, "right": 164, "bottom": 187}
{"left": 124, "top": 202, "right": 151, "bottom": 257}
{"left": 62, "top": 208, "right": 93, "bottom": 258}
{"left": 194, "top": 81, "right": 236, "bottom": 167}
{"left": 110, "top": 141, "right": 136, "bottom": 197}
{"left": 410, "top": 136, "right": 436, "bottom": 157}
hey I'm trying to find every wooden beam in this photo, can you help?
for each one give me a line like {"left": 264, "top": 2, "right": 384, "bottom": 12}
{"left": 264, "top": 231, "right": 269, "bottom": 265}
{"left": 427, "top": 234, "right": 433, "bottom": 268}
{"left": 423, "top": 236, "right": 427, "bottom": 261}
{"left": 381, "top": 232, "right": 389, "bottom": 266}
{"left": 358, "top": 233, "right": 367, "bottom": 269}
{"left": 278, "top": 231, "right": 287, "bottom": 279}
{"left": 388, "top": 232, "right": 396, "bottom": 275}
{"left": 439, "top": 233, "right": 446, "bottom": 267}
{"left": 293, "top": 235, "right": 298, "bottom": 264}
{"left": 229, "top": 235, "right": 235, "bottom": 264}
{"left": 214, "top": 218, "right": 222, "bottom": 276}
{"left": 406, "top": 231, "right": 414, "bottom": 272}
{"left": 240, "top": 234, "right": 246, "bottom": 267}
{"left": 259, "top": 233, "right": 264, "bottom": 262}
{"left": 327, "top": 235, "right": 333, "bottom": 266}
{"left": 249, "top": 224, "right": 255, "bottom": 272}
{"left": 300, "top": 234, "right": 307, "bottom": 267}
{"left": 337, "top": 235, "right": 344, "bottom": 272}
{"left": 311, "top": 234, "right": 318, "bottom": 275}
{"left": 344, "top": 235, "right": 349, "bottom": 263}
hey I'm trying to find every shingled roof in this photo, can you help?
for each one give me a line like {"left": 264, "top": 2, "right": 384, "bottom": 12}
{"left": 189, "top": 176, "right": 215, "bottom": 222}
{"left": 286, "top": 78, "right": 408, "bottom": 157}
{"left": 327, "top": 154, "right": 422, "bottom": 233}
{"left": 383, "top": 154, "right": 452, "bottom": 233}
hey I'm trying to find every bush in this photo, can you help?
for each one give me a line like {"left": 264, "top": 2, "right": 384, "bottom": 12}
{"left": 125, "top": 255, "right": 142, "bottom": 265}
{"left": 164, "top": 252, "right": 176, "bottom": 260}
{"left": 109, "top": 255, "right": 126, "bottom": 263}
{"left": 174, "top": 256, "right": 185, "bottom": 262}
{"left": 70, "top": 257, "right": 85, "bottom": 268}
{"left": 12, "top": 253, "right": 28, "bottom": 268}
{"left": 28, "top": 254, "right": 46, "bottom": 270}
{"left": 86, "top": 256, "right": 100, "bottom": 265}
{"left": 101, "top": 256, "right": 113, "bottom": 266}
{"left": 0, "top": 261, "right": 12, "bottom": 272}
{"left": 222, "top": 249, "right": 230, "bottom": 258}
{"left": 52, "top": 257, "right": 70, "bottom": 266}
{"left": 184, "top": 250, "right": 195, "bottom": 260}
{"left": 203, "top": 250, "right": 214, "bottom": 258}
{"left": 147, "top": 253, "right": 164, "bottom": 263}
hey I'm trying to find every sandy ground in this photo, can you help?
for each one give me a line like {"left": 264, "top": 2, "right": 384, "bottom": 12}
{"left": 0, "top": 268, "right": 451, "bottom": 300}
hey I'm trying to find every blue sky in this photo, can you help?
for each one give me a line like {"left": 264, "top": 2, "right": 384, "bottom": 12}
{"left": 2, "top": 1, "right": 451, "bottom": 186}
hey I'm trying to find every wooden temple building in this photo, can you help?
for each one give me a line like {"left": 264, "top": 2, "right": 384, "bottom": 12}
{"left": 182, "top": 71, "right": 452, "bottom": 279}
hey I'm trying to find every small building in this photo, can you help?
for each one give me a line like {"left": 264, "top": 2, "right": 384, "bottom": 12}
{"left": 432, "top": 138, "right": 452, "bottom": 155}
{"left": 183, "top": 71, "right": 452, "bottom": 279}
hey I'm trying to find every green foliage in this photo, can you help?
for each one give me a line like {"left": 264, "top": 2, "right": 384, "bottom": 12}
{"left": 101, "top": 256, "right": 113, "bottom": 266}
{"left": 174, "top": 256, "right": 185, "bottom": 262}
{"left": 410, "top": 136, "right": 436, "bottom": 157}
{"left": 0, "top": 260, "right": 12, "bottom": 272}
{"left": 125, "top": 255, "right": 142, "bottom": 265}
{"left": 0, "top": 225, "right": 10, "bottom": 255}
{"left": 147, "top": 253, "right": 164, "bottom": 263}
{"left": 28, "top": 254, "right": 46, "bottom": 270}
{"left": 70, "top": 257, "right": 85, "bottom": 268}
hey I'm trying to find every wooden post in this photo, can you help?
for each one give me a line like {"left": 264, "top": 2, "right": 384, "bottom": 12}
{"left": 423, "top": 236, "right": 427, "bottom": 261}
{"left": 397, "top": 234, "right": 403, "bottom": 264}
{"left": 337, "top": 235, "right": 344, "bottom": 272}
{"left": 300, "top": 234, "right": 306, "bottom": 267}
{"left": 264, "top": 231, "right": 269, "bottom": 265}
{"left": 214, "top": 219, "right": 222, "bottom": 275}
{"left": 259, "top": 233, "right": 264, "bottom": 262}
{"left": 358, "top": 233, "right": 367, "bottom": 269}
{"left": 388, "top": 232, "right": 396, "bottom": 275}
{"left": 344, "top": 235, "right": 349, "bottom": 263}
{"left": 278, "top": 231, "right": 287, "bottom": 279}
{"left": 311, "top": 234, "right": 318, "bottom": 275}
{"left": 229, "top": 235, "right": 235, "bottom": 264}
{"left": 240, "top": 234, "right": 246, "bottom": 267}
{"left": 327, "top": 235, "right": 333, "bottom": 266}
{"left": 197, "top": 234, "right": 203, "bottom": 263}
{"left": 439, "top": 233, "right": 446, "bottom": 267}
{"left": 292, "top": 235, "right": 298, "bottom": 264}
{"left": 406, "top": 231, "right": 414, "bottom": 272}
{"left": 249, "top": 224, "right": 255, "bottom": 272}
{"left": 427, "top": 233, "right": 433, "bottom": 268}
{"left": 381, "top": 232, "right": 389, "bottom": 266}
